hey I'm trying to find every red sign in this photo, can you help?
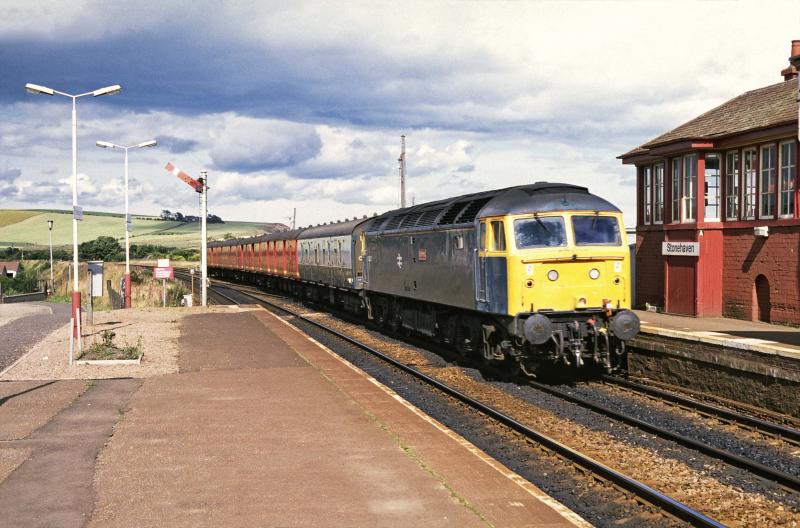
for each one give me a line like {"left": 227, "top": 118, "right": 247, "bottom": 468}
{"left": 418, "top": 248, "right": 427, "bottom": 262}
{"left": 153, "top": 267, "right": 174, "bottom": 279}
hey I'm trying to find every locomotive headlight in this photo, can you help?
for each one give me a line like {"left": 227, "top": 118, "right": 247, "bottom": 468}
{"left": 576, "top": 297, "right": 587, "bottom": 308}
{"left": 589, "top": 268, "right": 600, "bottom": 280}
{"left": 547, "top": 270, "right": 559, "bottom": 281}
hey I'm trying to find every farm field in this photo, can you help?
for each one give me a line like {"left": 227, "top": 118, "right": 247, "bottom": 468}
{"left": 0, "top": 209, "right": 284, "bottom": 249}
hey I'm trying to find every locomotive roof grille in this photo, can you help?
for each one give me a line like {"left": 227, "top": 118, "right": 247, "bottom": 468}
{"left": 454, "top": 197, "right": 493, "bottom": 224}
{"left": 416, "top": 208, "right": 445, "bottom": 227}
{"left": 437, "top": 201, "right": 471, "bottom": 225}
{"left": 384, "top": 215, "right": 404, "bottom": 230}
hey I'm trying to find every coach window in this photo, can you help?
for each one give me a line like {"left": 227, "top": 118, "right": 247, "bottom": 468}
{"left": 725, "top": 151, "right": 740, "bottom": 220}
{"left": 671, "top": 158, "right": 681, "bottom": 223}
{"left": 704, "top": 153, "right": 720, "bottom": 221}
{"left": 760, "top": 145, "right": 776, "bottom": 218}
{"left": 779, "top": 140, "right": 796, "bottom": 217}
{"left": 743, "top": 148, "right": 757, "bottom": 219}
{"left": 491, "top": 221, "right": 506, "bottom": 251}
{"left": 682, "top": 154, "right": 697, "bottom": 222}
{"left": 653, "top": 163, "right": 664, "bottom": 223}
{"left": 643, "top": 165, "right": 652, "bottom": 224}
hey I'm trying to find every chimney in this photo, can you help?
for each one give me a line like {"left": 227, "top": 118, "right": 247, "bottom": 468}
{"left": 782, "top": 39, "right": 800, "bottom": 80}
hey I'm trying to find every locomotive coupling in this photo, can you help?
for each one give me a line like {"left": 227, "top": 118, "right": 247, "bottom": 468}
{"left": 608, "top": 310, "right": 640, "bottom": 341}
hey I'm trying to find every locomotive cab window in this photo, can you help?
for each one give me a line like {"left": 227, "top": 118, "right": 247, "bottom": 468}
{"left": 490, "top": 221, "right": 506, "bottom": 251}
{"left": 479, "top": 222, "right": 487, "bottom": 251}
{"left": 572, "top": 216, "right": 621, "bottom": 246}
{"left": 514, "top": 217, "right": 566, "bottom": 249}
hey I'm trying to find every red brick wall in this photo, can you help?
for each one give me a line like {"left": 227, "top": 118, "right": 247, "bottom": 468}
{"left": 635, "top": 231, "right": 666, "bottom": 309}
{"left": 722, "top": 227, "right": 800, "bottom": 324}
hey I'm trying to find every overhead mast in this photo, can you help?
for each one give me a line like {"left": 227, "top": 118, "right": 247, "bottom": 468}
{"left": 398, "top": 135, "right": 407, "bottom": 208}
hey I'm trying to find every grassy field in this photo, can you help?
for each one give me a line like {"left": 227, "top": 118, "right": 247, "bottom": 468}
{"left": 0, "top": 209, "right": 284, "bottom": 249}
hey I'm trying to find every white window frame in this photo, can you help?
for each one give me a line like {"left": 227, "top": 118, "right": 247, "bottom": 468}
{"left": 778, "top": 140, "right": 796, "bottom": 218}
{"left": 682, "top": 154, "right": 697, "bottom": 222}
{"left": 704, "top": 153, "right": 721, "bottom": 221}
{"left": 671, "top": 158, "right": 681, "bottom": 223}
{"left": 759, "top": 144, "right": 776, "bottom": 219}
{"left": 725, "top": 150, "right": 740, "bottom": 220}
{"left": 743, "top": 148, "right": 757, "bottom": 220}
{"left": 643, "top": 165, "right": 652, "bottom": 224}
{"left": 653, "top": 163, "right": 664, "bottom": 224}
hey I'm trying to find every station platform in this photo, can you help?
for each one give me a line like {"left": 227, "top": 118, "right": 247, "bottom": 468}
{"left": 635, "top": 310, "right": 800, "bottom": 357}
{"left": 630, "top": 310, "right": 800, "bottom": 416}
{"left": 0, "top": 305, "right": 587, "bottom": 527}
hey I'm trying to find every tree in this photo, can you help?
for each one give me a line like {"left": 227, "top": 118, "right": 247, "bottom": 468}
{"left": 78, "top": 236, "right": 123, "bottom": 261}
{"left": 160, "top": 209, "right": 173, "bottom": 220}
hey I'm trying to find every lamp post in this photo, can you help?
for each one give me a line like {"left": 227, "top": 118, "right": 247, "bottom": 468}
{"left": 47, "top": 219, "right": 54, "bottom": 294}
{"left": 96, "top": 139, "right": 157, "bottom": 308}
{"left": 24, "top": 82, "right": 121, "bottom": 336}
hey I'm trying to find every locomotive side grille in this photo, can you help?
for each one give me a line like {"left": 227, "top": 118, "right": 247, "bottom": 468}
{"left": 415, "top": 208, "right": 445, "bottom": 227}
{"left": 455, "top": 197, "right": 493, "bottom": 223}
{"left": 438, "top": 201, "right": 470, "bottom": 225}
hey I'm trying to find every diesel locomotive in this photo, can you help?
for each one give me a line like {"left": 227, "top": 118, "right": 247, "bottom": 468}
{"left": 208, "top": 182, "right": 640, "bottom": 375}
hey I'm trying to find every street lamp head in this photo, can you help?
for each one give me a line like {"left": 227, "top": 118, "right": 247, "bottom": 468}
{"left": 92, "top": 84, "right": 122, "bottom": 97}
{"left": 25, "top": 83, "right": 54, "bottom": 96}
{"left": 47, "top": 219, "right": 53, "bottom": 230}
{"left": 135, "top": 139, "right": 157, "bottom": 149}
{"left": 96, "top": 140, "right": 116, "bottom": 149}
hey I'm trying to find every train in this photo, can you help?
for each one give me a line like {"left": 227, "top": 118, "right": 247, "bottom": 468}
{"left": 208, "top": 182, "right": 640, "bottom": 376}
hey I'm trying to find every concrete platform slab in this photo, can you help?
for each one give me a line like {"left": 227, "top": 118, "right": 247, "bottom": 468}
{"left": 90, "top": 308, "right": 586, "bottom": 528}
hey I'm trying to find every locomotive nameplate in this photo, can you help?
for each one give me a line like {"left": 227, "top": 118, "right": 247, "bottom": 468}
{"left": 662, "top": 241, "right": 699, "bottom": 256}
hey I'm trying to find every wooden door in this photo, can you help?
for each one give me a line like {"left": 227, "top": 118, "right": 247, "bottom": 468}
{"left": 667, "top": 257, "right": 695, "bottom": 315}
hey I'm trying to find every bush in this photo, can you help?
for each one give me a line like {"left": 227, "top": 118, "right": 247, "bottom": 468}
{"left": 79, "top": 236, "right": 123, "bottom": 261}
{"left": 0, "top": 262, "right": 41, "bottom": 295}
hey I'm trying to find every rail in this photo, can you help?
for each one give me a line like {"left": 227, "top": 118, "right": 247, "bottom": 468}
{"left": 202, "top": 280, "right": 725, "bottom": 528}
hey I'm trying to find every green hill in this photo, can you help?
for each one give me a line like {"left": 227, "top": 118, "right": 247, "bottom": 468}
{"left": 0, "top": 209, "right": 286, "bottom": 249}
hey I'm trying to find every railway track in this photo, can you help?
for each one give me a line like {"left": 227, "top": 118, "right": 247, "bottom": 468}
{"left": 601, "top": 375, "right": 800, "bottom": 447}
{"left": 194, "top": 277, "right": 726, "bottom": 528}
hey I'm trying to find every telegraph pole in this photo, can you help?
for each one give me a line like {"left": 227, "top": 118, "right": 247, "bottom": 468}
{"left": 291, "top": 207, "right": 296, "bottom": 230}
{"left": 200, "top": 170, "right": 208, "bottom": 307}
{"left": 398, "top": 135, "right": 407, "bottom": 208}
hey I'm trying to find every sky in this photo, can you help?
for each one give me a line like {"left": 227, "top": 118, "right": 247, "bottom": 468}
{"left": 1, "top": 0, "right": 798, "bottom": 229}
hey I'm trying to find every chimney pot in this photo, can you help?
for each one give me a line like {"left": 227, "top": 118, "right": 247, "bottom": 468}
{"left": 783, "top": 39, "right": 800, "bottom": 80}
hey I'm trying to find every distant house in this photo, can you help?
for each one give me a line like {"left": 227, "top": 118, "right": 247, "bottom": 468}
{"left": 0, "top": 261, "right": 20, "bottom": 278}
{"left": 619, "top": 40, "right": 800, "bottom": 324}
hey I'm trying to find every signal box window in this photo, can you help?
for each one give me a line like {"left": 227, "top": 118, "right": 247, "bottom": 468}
{"left": 573, "top": 216, "right": 621, "bottom": 246}
{"left": 704, "top": 154, "right": 720, "bottom": 221}
{"left": 514, "top": 217, "right": 566, "bottom": 249}
{"left": 683, "top": 154, "right": 697, "bottom": 222}
{"left": 725, "top": 151, "right": 739, "bottom": 220}
{"left": 491, "top": 221, "right": 506, "bottom": 251}
{"left": 760, "top": 145, "right": 776, "bottom": 218}
{"left": 743, "top": 148, "right": 757, "bottom": 219}
{"left": 779, "top": 141, "right": 796, "bottom": 217}
{"left": 671, "top": 158, "right": 681, "bottom": 222}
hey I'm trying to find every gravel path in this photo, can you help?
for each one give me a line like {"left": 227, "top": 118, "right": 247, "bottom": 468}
{"left": 0, "top": 303, "right": 71, "bottom": 372}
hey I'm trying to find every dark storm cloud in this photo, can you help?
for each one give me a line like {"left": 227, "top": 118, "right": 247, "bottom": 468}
{"left": 0, "top": 168, "right": 21, "bottom": 182}
{"left": 156, "top": 135, "right": 199, "bottom": 154}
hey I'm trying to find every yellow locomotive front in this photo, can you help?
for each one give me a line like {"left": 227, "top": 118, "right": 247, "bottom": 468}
{"left": 478, "top": 197, "right": 639, "bottom": 374}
